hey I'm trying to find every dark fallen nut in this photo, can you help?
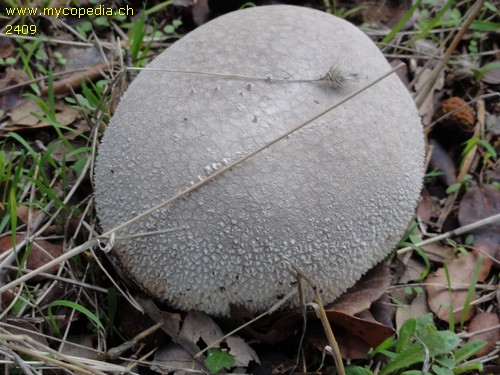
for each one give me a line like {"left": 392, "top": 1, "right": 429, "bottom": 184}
{"left": 94, "top": 5, "right": 425, "bottom": 316}
{"left": 432, "top": 97, "right": 475, "bottom": 147}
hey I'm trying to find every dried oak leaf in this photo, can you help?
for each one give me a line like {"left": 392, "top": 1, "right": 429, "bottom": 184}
{"left": 426, "top": 252, "right": 490, "bottom": 323}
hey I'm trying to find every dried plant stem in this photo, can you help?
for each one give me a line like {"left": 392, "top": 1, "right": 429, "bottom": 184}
{"left": 89, "top": 249, "right": 145, "bottom": 312}
{"left": 128, "top": 65, "right": 357, "bottom": 89}
{"left": 389, "top": 282, "right": 497, "bottom": 291}
{"left": 398, "top": 212, "right": 500, "bottom": 254}
{"left": 0, "top": 335, "right": 107, "bottom": 375}
{"left": 415, "top": 0, "right": 485, "bottom": 108}
{"left": 0, "top": 32, "right": 111, "bottom": 48}
{"left": 459, "top": 324, "right": 500, "bottom": 339}
{"left": 127, "top": 66, "right": 313, "bottom": 84}
{"left": 128, "top": 66, "right": 291, "bottom": 81}
{"left": 96, "top": 321, "right": 163, "bottom": 361}
{"left": 285, "top": 258, "right": 345, "bottom": 375}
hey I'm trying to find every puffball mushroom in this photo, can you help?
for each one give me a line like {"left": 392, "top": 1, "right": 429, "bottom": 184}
{"left": 94, "top": 5, "right": 424, "bottom": 316}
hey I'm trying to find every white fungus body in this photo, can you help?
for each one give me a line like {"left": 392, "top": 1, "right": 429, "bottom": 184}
{"left": 95, "top": 5, "right": 424, "bottom": 316}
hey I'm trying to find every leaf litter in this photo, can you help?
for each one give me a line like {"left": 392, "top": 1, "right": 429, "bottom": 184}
{"left": 0, "top": 1, "right": 499, "bottom": 374}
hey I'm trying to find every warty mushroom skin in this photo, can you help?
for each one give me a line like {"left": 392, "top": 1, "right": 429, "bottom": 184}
{"left": 94, "top": 5, "right": 425, "bottom": 316}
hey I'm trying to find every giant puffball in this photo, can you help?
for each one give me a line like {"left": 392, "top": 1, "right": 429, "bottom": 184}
{"left": 94, "top": 5, "right": 424, "bottom": 316}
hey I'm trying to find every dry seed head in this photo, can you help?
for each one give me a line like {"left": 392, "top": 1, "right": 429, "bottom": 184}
{"left": 321, "top": 65, "right": 358, "bottom": 88}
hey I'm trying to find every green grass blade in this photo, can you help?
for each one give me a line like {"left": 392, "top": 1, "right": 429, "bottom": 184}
{"left": 443, "top": 264, "right": 455, "bottom": 331}
{"left": 460, "top": 256, "right": 482, "bottom": 329}
{"left": 453, "top": 340, "right": 486, "bottom": 364}
{"left": 380, "top": 0, "right": 422, "bottom": 47}
{"left": 49, "top": 300, "right": 105, "bottom": 333}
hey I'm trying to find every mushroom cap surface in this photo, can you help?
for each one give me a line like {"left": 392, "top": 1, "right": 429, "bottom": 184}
{"left": 94, "top": 5, "right": 424, "bottom": 316}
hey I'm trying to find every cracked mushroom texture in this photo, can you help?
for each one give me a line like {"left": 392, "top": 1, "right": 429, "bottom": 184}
{"left": 94, "top": 5, "right": 424, "bottom": 316}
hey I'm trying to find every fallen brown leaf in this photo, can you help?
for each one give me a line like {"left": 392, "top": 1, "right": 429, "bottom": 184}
{"left": 229, "top": 306, "right": 301, "bottom": 344}
{"left": 4, "top": 318, "right": 48, "bottom": 346}
{"left": 153, "top": 343, "right": 204, "bottom": 374}
{"left": 395, "top": 292, "right": 430, "bottom": 331}
{"left": 422, "top": 242, "right": 456, "bottom": 264}
{"left": 0, "top": 37, "right": 14, "bottom": 58}
{"left": 458, "top": 185, "right": 500, "bottom": 265}
{"left": 16, "top": 205, "right": 41, "bottom": 225}
{"left": 482, "top": 59, "right": 500, "bottom": 84}
{"left": 428, "top": 138, "right": 457, "bottom": 187}
{"left": 329, "top": 262, "right": 392, "bottom": 316}
{"left": 459, "top": 185, "right": 500, "bottom": 227}
{"left": 307, "top": 322, "right": 370, "bottom": 361}
{"left": 7, "top": 99, "right": 80, "bottom": 130}
{"left": 467, "top": 312, "right": 500, "bottom": 357}
{"left": 0, "top": 67, "right": 30, "bottom": 111}
{"left": 40, "top": 63, "right": 110, "bottom": 96}
{"left": 426, "top": 252, "right": 489, "bottom": 323}
{"left": 416, "top": 188, "right": 437, "bottom": 224}
{"left": 320, "top": 309, "right": 394, "bottom": 349}
{"left": 0, "top": 234, "right": 62, "bottom": 281}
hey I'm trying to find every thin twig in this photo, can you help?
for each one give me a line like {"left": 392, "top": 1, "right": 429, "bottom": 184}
{"left": 127, "top": 65, "right": 358, "bottom": 88}
{"left": 415, "top": 0, "right": 486, "bottom": 108}
{"left": 96, "top": 321, "right": 163, "bottom": 361}
{"left": 285, "top": 259, "right": 345, "bottom": 375}
{"left": 0, "top": 32, "right": 113, "bottom": 48}
{"left": 397, "top": 212, "right": 500, "bottom": 254}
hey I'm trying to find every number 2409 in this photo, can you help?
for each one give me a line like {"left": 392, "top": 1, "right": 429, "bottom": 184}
{"left": 6, "top": 24, "right": 37, "bottom": 35}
